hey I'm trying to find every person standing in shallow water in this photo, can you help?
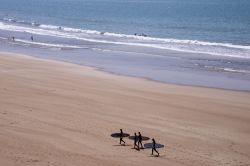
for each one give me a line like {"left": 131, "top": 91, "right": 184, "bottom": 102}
{"left": 119, "top": 129, "right": 125, "bottom": 145}
{"left": 151, "top": 138, "right": 159, "bottom": 156}
{"left": 138, "top": 132, "right": 143, "bottom": 149}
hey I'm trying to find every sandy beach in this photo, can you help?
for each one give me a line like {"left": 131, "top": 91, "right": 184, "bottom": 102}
{"left": 0, "top": 52, "right": 250, "bottom": 166}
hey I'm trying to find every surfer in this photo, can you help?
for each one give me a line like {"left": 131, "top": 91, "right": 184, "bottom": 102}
{"left": 133, "top": 133, "right": 138, "bottom": 149}
{"left": 12, "top": 36, "right": 15, "bottom": 41}
{"left": 31, "top": 36, "right": 33, "bottom": 41}
{"left": 151, "top": 138, "right": 159, "bottom": 156}
{"left": 138, "top": 132, "right": 143, "bottom": 149}
{"left": 119, "top": 129, "right": 125, "bottom": 145}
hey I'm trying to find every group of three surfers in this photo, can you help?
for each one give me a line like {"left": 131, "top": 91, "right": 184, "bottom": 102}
{"left": 119, "top": 129, "right": 160, "bottom": 156}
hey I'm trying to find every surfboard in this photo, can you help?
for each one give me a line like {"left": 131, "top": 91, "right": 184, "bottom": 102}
{"left": 111, "top": 133, "right": 130, "bottom": 138}
{"left": 144, "top": 143, "right": 164, "bottom": 149}
{"left": 128, "top": 136, "right": 150, "bottom": 141}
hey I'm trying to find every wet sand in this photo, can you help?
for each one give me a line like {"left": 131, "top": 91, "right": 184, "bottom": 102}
{"left": 0, "top": 52, "right": 250, "bottom": 166}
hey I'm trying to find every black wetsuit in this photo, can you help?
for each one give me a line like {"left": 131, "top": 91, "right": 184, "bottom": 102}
{"left": 120, "top": 130, "right": 125, "bottom": 144}
{"left": 134, "top": 134, "right": 138, "bottom": 149}
{"left": 138, "top": 133, "right": 143, "bottom": 149}
{"left": 152, "top": 139, "right": 159, "bottom": 156}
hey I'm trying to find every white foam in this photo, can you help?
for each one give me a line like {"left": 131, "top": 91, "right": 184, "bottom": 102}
{"left": 15, "top": 39, "right": 83, "bottom": 49}
{"left": 0, "top": 36, "right": 7, "bottom": 40}
{"left": 1, "top": 21, "right": 250, "bottom": 59}
{"left": 1, "top": 20, "right": 249, "bottom": 51}
{"left": 222, "top": 68, "right": 250, "bottom": 74}
{"left": 100, "top": 32, "right": 250, "bottom": 50}
{"left": 39, "top": 24, "right": 59, "bottom": 30}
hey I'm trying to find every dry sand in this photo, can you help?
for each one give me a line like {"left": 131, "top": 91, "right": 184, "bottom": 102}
{"left": 0, "top": 52, "right": 250, "bottom": 166}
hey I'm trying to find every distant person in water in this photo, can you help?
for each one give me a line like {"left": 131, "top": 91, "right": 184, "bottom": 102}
{"left": 151, "top": 138, "right": 159, "bottom": 156}
{"left": 31, "top": 36, "right": 33, "bottom": 41}
{"left": 138, "top": 132, "right": 143, "bottom": 149}
{"left": 133, "top": 133, "right": 138, "bottom": 149}
{"left": 12, "top": 36, "right": 15, "bottom": 41}
{"left": 119, "top": 129, "right": 125, "bottom": 145}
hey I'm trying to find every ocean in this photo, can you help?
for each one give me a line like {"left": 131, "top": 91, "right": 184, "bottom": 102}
{"left": 0, "top": 0, "right": 250, "bottom": 90}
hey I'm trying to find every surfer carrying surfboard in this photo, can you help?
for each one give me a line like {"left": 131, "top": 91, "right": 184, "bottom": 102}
{"left": 152, "top": 138, "right": 159, "bottom": 156}
{"left": 119, "top": 129, "right": 126, "bottom": 145}
{"left": 133, "top": 133, "right": 138, "bottom": 149}
{"left": 138, "top": 132, "right": 143, "bottom": 149}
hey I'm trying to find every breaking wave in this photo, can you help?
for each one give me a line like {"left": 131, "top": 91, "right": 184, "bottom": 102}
{"left": 0, "top": 18, "right": 250, "bottom": 58}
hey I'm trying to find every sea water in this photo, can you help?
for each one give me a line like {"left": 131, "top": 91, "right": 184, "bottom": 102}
{"left": 0, "top": 0, "right": 250, "bottom": 90}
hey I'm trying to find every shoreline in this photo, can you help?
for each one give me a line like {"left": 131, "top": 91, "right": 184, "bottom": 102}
{"left": 1, "top": 51, "right": 250, "bottom": 166}
{"left": 1, "top": 50, "right": 250, "bottom": 92}
{"left": 97, "top": 68, "right": 250, "bottom": 93}
{"left": 1, "top": 18, "right": 250, "bottom": 92}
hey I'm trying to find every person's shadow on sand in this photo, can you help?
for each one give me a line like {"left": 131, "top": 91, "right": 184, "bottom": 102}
{"left": 148, "top": 154, "right": 165, "bottom": 158}
{"left": 113, "top": 144, "right": 131, "bottom": 146}
{"left": 131, "top": 147, "right": 140, "bottom": 151}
